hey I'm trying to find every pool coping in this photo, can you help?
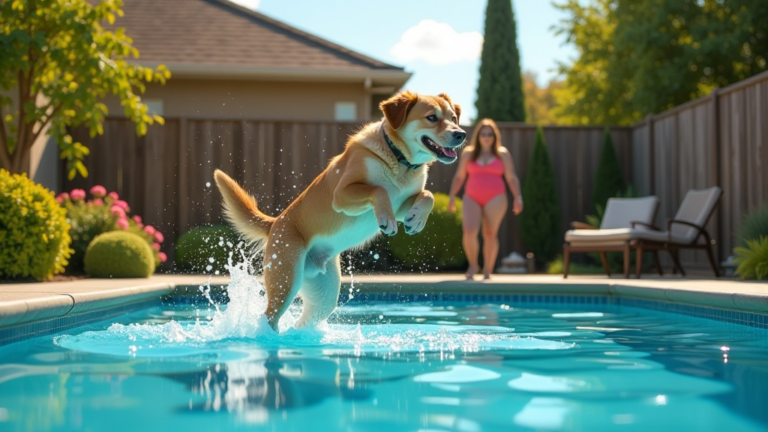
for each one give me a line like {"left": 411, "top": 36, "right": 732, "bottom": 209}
{"left": 1, "top": 274, "right": 766, "bottom": 332}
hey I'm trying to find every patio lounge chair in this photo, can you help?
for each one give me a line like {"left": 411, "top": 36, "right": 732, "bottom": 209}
{"left": 563, "top": 196, "right": 660, "bottom": 279}
{"left": 564, "top": 187, "right": 723, "bottom": 279}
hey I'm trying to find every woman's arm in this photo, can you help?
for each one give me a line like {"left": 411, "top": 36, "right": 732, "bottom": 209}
{"left": 448, "top": 148, "right": 471, "bottom": 212}
{"left": 500, "top": 149, "right": 523, "bottom": 215}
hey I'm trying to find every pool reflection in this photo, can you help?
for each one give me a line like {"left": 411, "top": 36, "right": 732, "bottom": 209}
{"left": 161, "top": 357, "right": 371, "bottom": 413}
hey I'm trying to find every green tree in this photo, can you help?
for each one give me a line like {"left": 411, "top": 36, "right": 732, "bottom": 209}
{"left": 554, "top": 0, "right": 768, "bottom": 124}
{"left": 475, "top": 0, "right": 525, "bottom": 122}
{"left": 0, "top": 0, "right": 170, "bottom": 178}
{"left": 520, "top": 127, "right": 561, "bottom": 266}
{"left": 592, "top": 129, "right": 625, "bottom": 214}
{"left": 523, "top": 71, "right": 565, "bottom": 125}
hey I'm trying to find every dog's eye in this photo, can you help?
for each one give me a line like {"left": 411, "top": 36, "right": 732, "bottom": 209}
{"left": 426, "top": 115, "right": 438, "bottom": 122}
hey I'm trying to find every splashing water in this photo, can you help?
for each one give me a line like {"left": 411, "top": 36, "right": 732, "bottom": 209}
{"left": 55, "top": 254, "right": 574, "bottom": 358}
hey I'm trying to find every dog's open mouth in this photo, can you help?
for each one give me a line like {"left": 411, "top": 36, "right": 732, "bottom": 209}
{"left": 421, "top": 136, "right": 458, "bottom": 162}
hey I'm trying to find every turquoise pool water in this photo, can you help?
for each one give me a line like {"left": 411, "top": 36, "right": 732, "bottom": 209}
{"left": 1, "top": 283, "right": 767, "bottom": 431}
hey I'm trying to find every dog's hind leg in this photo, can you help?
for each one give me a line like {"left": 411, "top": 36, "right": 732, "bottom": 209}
{"left": 294, "top": 255, "right": 341, "bottom": 329}
{"left": 263, "top": 229, "right": 306, "bottom": 331}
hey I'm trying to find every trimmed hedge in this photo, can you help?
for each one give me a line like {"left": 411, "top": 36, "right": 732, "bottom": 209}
{"left": 84, "top": 231, "right": 154, "bottom": 278}
{"left": 0, "top": 170, "right": 72, "bottom": 280}
{"left": 175, "top": 225, "right": 241, "bottom": 273}
{"left": 388, "top": 193, "right": 466, "bottom": 271}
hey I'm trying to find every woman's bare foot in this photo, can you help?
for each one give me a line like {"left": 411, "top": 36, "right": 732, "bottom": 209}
{"left": 465, "top": 264, "right": 480, "bottom": 280}
{"left": 483, "top": 272, "right": 492, "bottom": 280}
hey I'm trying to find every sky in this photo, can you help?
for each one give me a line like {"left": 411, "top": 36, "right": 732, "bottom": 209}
{"left": 231, "top": 0, "right": 577, "bottom": 123}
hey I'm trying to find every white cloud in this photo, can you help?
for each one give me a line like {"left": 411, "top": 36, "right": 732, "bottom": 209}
{"left": 229, "top": 0, "right": 260, "bottom": 10}
{"left": 391, "top": 20, "right": 483, "bottom": 65}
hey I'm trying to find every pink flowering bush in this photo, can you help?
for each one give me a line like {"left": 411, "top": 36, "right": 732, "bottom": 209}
{"left": 58, "top": 186, "right": 167, "bottom": 273}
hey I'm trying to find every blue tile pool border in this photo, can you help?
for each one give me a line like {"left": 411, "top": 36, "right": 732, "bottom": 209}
{"left": 0, "top": 298, "right": 160, "bottom": 347}
{"left": 2, "top": 290, "right": 766, "bottom": 347}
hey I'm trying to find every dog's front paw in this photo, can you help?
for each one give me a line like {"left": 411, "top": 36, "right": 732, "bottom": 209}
{"left": 403, "top": 205, "right": 429, "bottom": 235}
{"left": 377, "top": 211, "right": 398, "bottom": 237}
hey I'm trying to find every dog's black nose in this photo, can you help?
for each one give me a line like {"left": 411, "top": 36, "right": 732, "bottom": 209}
{"left": 452, "top": 131, "right": 466, "bottom": 142}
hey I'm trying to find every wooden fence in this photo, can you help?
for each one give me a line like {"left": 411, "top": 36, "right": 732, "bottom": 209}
{"left": 631, "top": 69, "right": 768, "bottom": 268}
{"left": 66, "top": 120, "right": 633, "bottom": 266}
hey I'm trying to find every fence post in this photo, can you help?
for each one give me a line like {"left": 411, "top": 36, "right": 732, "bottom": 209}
{"left": 711, "top": 88, "right": 724, "bottom": 262}
{"left": 178, "top": 117, "right": 189, "bottom": 234}
{"left": 646, "top": 114, "right": 655, "bottom": 195}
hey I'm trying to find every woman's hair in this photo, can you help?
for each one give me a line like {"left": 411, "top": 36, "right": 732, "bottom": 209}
{"left": 469, "top": 118, "right": 502, "bottom": 161}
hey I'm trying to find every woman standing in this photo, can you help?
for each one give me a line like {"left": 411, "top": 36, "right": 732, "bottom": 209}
{"left": 449, "top": 119, "right": 523, "bottom": 280}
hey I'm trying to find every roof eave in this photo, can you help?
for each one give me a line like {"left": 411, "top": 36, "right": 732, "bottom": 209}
{"left": 138, "top": 62, "right": 412, "bottom": 87}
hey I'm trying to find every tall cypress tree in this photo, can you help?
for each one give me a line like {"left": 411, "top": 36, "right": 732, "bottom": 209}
{"left": 520, "top": 127, "right": 561, "bottom": 266}
{"left": 592, "top": 129, "right": 625, "bottom": 215}
{"left": 475, "top": 0, "right": 526, "bottom": 122}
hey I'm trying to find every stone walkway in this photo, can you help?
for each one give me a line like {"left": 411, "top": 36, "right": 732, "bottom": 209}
{"left": 1, "top": 273, "right": 765, "bottom": 329}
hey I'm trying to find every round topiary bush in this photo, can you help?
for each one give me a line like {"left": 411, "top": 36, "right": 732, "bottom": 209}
{"left": 388, "top": 193, "right": 467, "bottom": 271}
{"left": 84, "top": 231, "right": 154, "bottom": 278}
{"left": 175, "top": 225, "right": 242, "bottom": 273}
{"left": 0, "top": 170, "right": 72, "bottom": 281}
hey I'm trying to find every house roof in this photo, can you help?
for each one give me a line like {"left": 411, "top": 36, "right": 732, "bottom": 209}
{"left": 115, "top": 0, "right": 411, "bottom": 85}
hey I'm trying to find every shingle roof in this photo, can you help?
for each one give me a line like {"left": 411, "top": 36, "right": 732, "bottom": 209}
{"left": 116, "top": 0, "right": 405, "bottom": 73}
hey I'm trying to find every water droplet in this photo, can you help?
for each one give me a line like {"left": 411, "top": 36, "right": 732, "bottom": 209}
{"left": 206, "top": 265, "right": 213, "bottom": 271}
{"left": 374, "top": 254, "right": 380, "bottom": 260}
{"left": 208, "top": 257, "right": 215, "bottom": 263}
{"left": 206, "top": 182, "right": 211, "bottom": 188}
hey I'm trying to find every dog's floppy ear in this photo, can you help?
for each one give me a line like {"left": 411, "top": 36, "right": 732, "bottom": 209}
{"left": 380, "top": 91, "right": 419, "bottom": 130}
{"left": 438, "top": 93, "right": 460, "bottom": 124}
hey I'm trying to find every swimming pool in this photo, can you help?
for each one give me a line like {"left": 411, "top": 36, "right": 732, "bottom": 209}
{"left": 1, "top": 277, "right": 767, "bottom": 431}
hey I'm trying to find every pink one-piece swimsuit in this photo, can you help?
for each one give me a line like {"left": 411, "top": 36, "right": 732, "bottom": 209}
{"left": 464, "top": 158, "right": 506, "bottom": 206}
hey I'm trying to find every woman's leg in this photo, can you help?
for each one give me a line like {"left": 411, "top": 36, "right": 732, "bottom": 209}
{"left": 462, "top": 196, "right": 482, "bottom": 279}
{"left": 481, "top": 194, "right": 508, "bottom": 279}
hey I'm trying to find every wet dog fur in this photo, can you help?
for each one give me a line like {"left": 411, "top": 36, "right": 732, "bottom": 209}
{"left": 214, "top": 91, "right": 465, "bottom": 331}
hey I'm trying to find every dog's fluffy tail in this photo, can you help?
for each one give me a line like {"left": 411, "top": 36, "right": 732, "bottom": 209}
{"left": 213, "top": 169, "right": 275, "bottom": 245}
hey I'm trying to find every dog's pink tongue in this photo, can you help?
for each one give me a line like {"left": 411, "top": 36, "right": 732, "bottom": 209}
{"left": 443, "top": 147, "right": 457, "bottom": 158}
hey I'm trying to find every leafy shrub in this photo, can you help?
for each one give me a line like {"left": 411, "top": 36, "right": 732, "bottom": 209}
{"left": 0, "top": 170, "right": 72, "bottom": 280}
{"left": 175, "top": 225, "right": 242, "bottom": 274}
{"left": 546, "top": 256, "right": 604, "bottom": 275}
{"left": 736, "top": 202, "right": 768, "bottom": 246}
{"left": 592, "top": 129, "right": 625, "bottom": 214}
{"left": 388, "top": 193, "right": 467, "bottom": 271}
{"left": 84, "top": 231, "right": 154, "bottom": 278}
{"left": 58, "top": 186, "right": 166, "bottom": 272}
{"left": 519, "top": 127, "right": 561, "bottom": 266}
{"left": 734, "top": 236, "right": 768, "bottom": 280}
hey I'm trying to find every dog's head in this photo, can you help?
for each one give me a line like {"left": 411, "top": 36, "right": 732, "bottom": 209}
{"left": 380, "top": 91, "right": 466, "bottom": 165}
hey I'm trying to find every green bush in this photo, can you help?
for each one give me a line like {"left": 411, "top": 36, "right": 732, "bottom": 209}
{"left": 736, "top": 202, "right": 768, "bottom": 246}
{"left": 388, "top": 193, "right": 467, "bottom": 271}
{"left": 519, "top": 127, "right": 561, "bottom": 266}
{"left": 84, "top": 231, "right": 154, "bottom": 278}
{"left": 546, "top": 256, "right": 604, "bottom": 275}
{"left": 734, "top": 236, "right": 768, "bottom": 280}
{"left": 0, "top": 170, "right": 72, "bottom": 281}
{"left": 592, "top": 129, "right": 625, "bottom": 214}
{"left": 59, "top": 187, "right": 167, "bottom": 272}
{"left": 175, "top": 225, "right": 242, "bottom": 273}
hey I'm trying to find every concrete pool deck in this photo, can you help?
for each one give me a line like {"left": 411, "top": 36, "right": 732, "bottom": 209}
{"left": 1, "top": 273, "right": 766, "bottom": 329}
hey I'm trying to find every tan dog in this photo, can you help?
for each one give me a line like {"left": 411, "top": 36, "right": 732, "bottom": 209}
{"left": 214, "top": 91, "right": 465, "bottom": 331}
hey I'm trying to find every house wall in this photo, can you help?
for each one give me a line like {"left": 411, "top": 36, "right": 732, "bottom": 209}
{"left": 102, "top": 79, "right": 373, "bottom": 121}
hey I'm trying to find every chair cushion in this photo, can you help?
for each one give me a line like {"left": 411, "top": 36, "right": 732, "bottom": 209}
{"left": 565, "top": 228, "right": 691, "bottom": 244}
{"left": 671, "top": 187, "right": 721, "bottom": 242}
{"left": 600, "top": 196, "right": 659, "bottom": 229}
